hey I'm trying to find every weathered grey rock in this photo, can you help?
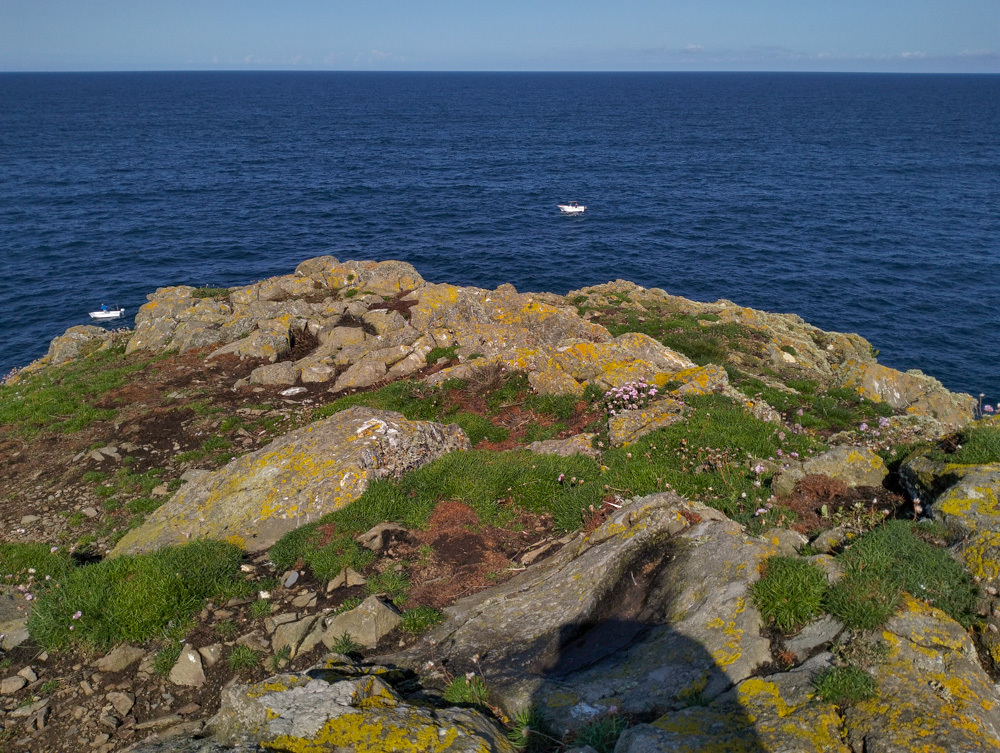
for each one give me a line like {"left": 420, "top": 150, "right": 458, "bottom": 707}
{"left": 811, "top": 526, "right": 852, "bottom": 554}
{"left": 758, "top": 527, "right": 808, "bottom": 556}
{"left": 126, "top": 288, "right": 233, "bottom": 355}
{"left": 773, "top": 445, "right": 889, "bottom": 497}
{"left": 294, "top": 255, "right": 341, "bottom": 280}
{"left": 94, "top": 644, "right": 146, "bottom": 673}
{"left": 266, "top": 611, "right": 299, "bottom": 633}
{"left": 248, "top": 360, "right": 300, "bottom": 386}
{"left": 836, "top": 362, "right": 975, "bottom": 432}
{"left": 844, "top": 595, "right": 1000, "bottom": 752}
{"left": 332, "top": 357, "right": 387, "bottom": 391}
{"left": 235, "top": 630, "right": 270, "bottom": 651}
{"left": 107, "top": 691, "right": 136, "bottom": 718}
{"left": 673, "top": 363, "right": 730, "bottom": 396}
{"left": 387, "top": 493, "right": 777, "bottom": 730}
{"left": 46, "top": 325, "right": 111, "bottom": 364}
{"left": 408, "top": 282, "right": 610, "bottom": 353}
{"left": 210, "top": 655, "right": 514, "bottom": 752}
{"left": 805, "top": 553, "right": 845, "bottom": 584}
{"left": 527, "top": 434, "right": 600, "bottom": 460}
{"left": 326, "top": 567, "right": 367, "bottom": 591}
{"left": 119, "top": 723, "right": 223, "bottom": 753}
{"left": 608, "top": 397, "right": 687, "bottom": 446}
{"left": 0, "top": 592, "right": 30, "bottom": 650}
{"left": 784, "top": 615, "right": 844, "bottom": 662}
{"left": 198, "top": 644, "right": 223, "bottom": 667}
{"left": 169, "top": 646, "right": 206, "bottom": 688}
{"left": 207, "top": 324, "right": 291, "bottom": 363}
{"left": 294, "top": 257, "right": 424, "bottom": 297}
{"left": 618, "top": 654, "right": 847, "bottom": 753}
{"left": 111, "top": 407, "right": 470, "bottom": 556}
{"left": 318, "top": 325, "right": 367, "bottom": 350}
{"left": 904, "top": 460, "right": 1000, "bottom": 537}
{"left": 355, "top": 522, "right": 408, "bottom": 553}
{"left": 545, "top": 333, "right": 696, "bottom": 390}
{"left": 0, "top": 675, "right": 27, "bottom": 695}
{"left": 362, "top": 308, "right": 407, "bottom": 335}
{"left": 321, "top": 595, "right": 402, "bottom": 649}
{"left": 272, "top": 615, "right": 320, "bottom": 659}
{"left": 528, "top": 366, "right": 586, "bottom": 397}
{"left": 299, "top": 363, "right": 336, "bottom": 383}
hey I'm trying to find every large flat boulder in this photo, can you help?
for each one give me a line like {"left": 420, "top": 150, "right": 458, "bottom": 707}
{"left": 111, "top": 407, "right": 469, "bottom": 556}
{"left": 845, "top": 595, "right": 1000, "bottom": 752}
{"left": 386, "top": 493, "right": 776, "bottom": 730}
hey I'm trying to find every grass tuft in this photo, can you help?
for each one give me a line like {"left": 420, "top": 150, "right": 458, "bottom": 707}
{"left": 227, "top": 644, "right": 262, "bottom": 671}
{"left": 400, "top": 605, "right": 444, "bottom": 634}
{"left": 828, "top": 520, "right": 979, "bottom": 629}
{"left": 443, "top": 674, "right": 490, "bottom": 708}
{"left": 751, "top": 556, "right": 827, "bottom": 633}
{"left": 574, "top": 714, "right": 630, "bottom": 753}
{"left": 28, "top": 540, "right": 246, "bottom": 651}
{"left": 813, "top": 666, "right": 877, "bottom": 704}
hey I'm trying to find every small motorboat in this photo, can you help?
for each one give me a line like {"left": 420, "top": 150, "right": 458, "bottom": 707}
{"left": 558, "top": 202, "right": 586, "bottom": 214}
{"left": 89, "top": 306, "right": 125, "bottom": 320}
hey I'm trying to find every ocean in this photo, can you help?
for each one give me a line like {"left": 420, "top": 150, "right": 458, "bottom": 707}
{"left": 1, "top": 72, "right": 998, "bottom": 401}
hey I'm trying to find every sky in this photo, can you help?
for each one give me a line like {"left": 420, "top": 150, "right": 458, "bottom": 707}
{"left": 1, "top": 0, "right": 998, "bottom": 73}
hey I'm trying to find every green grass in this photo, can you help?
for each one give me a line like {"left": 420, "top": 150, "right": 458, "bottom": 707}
{"left": 813, "top": 666, "right": 877, "bottom": 704}
{"left": 443, "top": 674, "right": 490, "bottom": 708}
{"left": 227, "top": 644, "right": 262, "bottom": 671}
{"left": 425, "top": 345, "right": 460, "bottom": 364}
{"left": 273, "top": 393, "right": 825, "bottom": 580}
{"left": 153, "top": 644, "right": 183, "bottom": 677}
{"left": 574, "top": 714, "right": 630, "bottom": 753}
{"left": 934, "top": 424, "right": 1000, "bottom": 465}
{"left": 328, "top": 632, "right": 364, "bottom": 657}
{"left": 400, "top": 606, "right": 444, "bottom": 634}
{"left": 0, "top": 336, "right": 151, "bottom": 437}
{"left": 366, "top": 570, "right": 410, "bottom": 607}
{"left": 28, "top": 540, "right": 247, "bottom": 651}
{"left": 190, "top": 287, "right": 230, "bottom": 299}
{"left": 597, "top": 303, "right": 755, "bottom": 368}
{"left": 507, "top": 707, "right": 557, "bottom": 753}
{"left": 269, "top": 532, "right": 375, "bottom": 583}
{"left": 214, "top": 619, "right": 239, "bottom": 639}
{"left": 751, "top": 556, "right": 827, "bottom": 633}
{"left": 827, "top": 520, "right": 979, "bottom": 629}
{"left": 249, "top": 598, "right": 273, "bottom": 619}
{"left": 725, "top": 368, "right": 894, "bottom": 432}
{"left": 331, "top": 597, "right": 363, "bottom": 616}
{"left": 312, "top": 380, "right": 455, "bottom": 423}
{"left": 0, "top": 543, "right": 75, "bottom": 587}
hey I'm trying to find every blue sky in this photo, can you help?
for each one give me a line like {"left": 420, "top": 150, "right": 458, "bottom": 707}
{"left": 2, "top": 1, "right": 997, "bottom": 73}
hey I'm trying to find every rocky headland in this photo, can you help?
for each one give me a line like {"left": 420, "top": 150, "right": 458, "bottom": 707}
{"left": 2, "top": 256, "right": 999, "bottom": 752}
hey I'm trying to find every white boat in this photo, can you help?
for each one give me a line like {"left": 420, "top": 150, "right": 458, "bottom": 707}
{"left": 558, "top": 202, "right": 586, "bottom": 214}
{"left": 89, "top": 306, "right": 125, "bottom": 320}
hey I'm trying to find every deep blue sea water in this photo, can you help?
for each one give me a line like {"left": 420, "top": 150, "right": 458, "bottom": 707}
{"left": 2, "top": 72, "right": 998, "bottom": 401}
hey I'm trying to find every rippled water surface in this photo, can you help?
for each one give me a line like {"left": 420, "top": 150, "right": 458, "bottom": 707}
{"left": 2, "top": 72, "right": 998, "bottom": 399}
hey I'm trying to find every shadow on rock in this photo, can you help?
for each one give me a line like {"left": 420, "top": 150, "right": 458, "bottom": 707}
{"left": 383, "top": 492, "right": 788, "bottom": 751}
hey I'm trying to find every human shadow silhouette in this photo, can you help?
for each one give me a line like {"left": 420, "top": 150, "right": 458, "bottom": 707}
{"left": 515, "top": 615, "right": 769, "bottom": 752}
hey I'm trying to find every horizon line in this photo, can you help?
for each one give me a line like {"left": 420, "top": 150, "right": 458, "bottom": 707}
{"left": 2, "top": 68, "right": 998, "bottom": 75}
